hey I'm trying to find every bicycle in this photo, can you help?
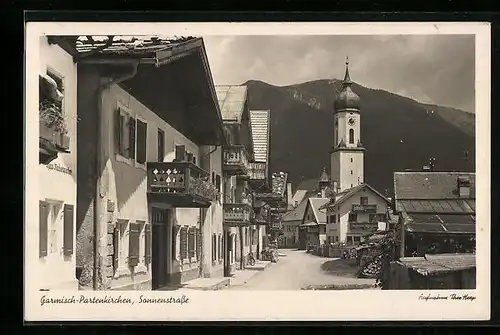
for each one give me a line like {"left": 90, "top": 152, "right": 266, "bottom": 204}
{"left": 247, "top": 251, "right": 256, "bottom": 266}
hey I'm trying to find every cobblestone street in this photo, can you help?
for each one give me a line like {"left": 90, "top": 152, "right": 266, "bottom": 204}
{"left": 229, "top": 249, "right": 377, "bottom": 290}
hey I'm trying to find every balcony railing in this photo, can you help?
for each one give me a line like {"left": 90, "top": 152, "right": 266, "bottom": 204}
{"left": 351, "top": 204, "right": 377, "bottom": 213}
{"left": 247, "top": 162, "right": 267, "bottom": 180}
{"left": 349, "top": 222, "right": 379, "bottom": 232}
{"left": 223, "top": 203, "right": 252, "bottom": 226}
{"left": 223, "top": 145, "right": 249, "bottom": 176}
{"left": 147, "top": 162, "right": 217, "bottom": 208}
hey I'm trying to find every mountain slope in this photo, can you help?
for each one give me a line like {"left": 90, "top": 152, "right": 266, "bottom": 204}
{"left": 244, "top": 79, "right": 475, "bottom": 195}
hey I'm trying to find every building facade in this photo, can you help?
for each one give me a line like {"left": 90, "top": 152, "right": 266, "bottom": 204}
{"left": 48, "top": 36, "right": 227, "bottom": 290}
{"left": 38, "top": 36, "right": 79, "bottom": 290}
{"left": 216, "top": 85, "right": 255, "bottom": 272}
{"left": 393, "top": 171, "right": 476, "bottom": 258}
{"left": 321, "top": 184, "right": 390, "bottom": 245}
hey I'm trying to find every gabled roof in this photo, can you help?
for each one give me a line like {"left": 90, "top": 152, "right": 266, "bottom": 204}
{"left": 249, "top": 110, "right": 270, "bottom": 163}
{"left": 319, "top": 183, "right": 390, "bottom": 210}
{"left": 394, "top": 172, "right": 476, "bottom": 200}
{"left": 291, "top": 189, "right": 308, "bottom": 206}
{"left": 215, "top": 85, "right": 248, "bottom": 123}
{"left": 394, "top": 172, "right": 476, "bottom": 214}
{"left": 303, "top": 198, "right": 330, "bottom": 224}
{"left": 282, "top": 199, "right": 308, "bottom": 223}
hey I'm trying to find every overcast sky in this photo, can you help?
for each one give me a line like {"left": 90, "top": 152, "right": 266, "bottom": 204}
{"left": 203, "top": 35, "right": 475, "bottom": 113}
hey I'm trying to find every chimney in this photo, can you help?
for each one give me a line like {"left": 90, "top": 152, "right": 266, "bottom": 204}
{"left": 287, "top": 182, "right": 293, "bottom": 207}
{"left": 321, "top": 188, "right": 326, "bottom": 198}
{"left": 422, "top": 165, "right": 431, "bottom": 172}
{"left": 457, "top": 176, "right": 471, "bottom": 198}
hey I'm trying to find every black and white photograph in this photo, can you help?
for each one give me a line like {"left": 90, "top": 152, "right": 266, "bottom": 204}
{"left": 25, "top": 22, "right": 490, "bottom": 321}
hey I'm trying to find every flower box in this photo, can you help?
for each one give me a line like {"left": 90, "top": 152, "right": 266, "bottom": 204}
{"left": 39, "top": 122, "right": 70, "bottom": 152}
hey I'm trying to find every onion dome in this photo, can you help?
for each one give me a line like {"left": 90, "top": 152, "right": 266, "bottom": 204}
{"left": 334, "top": 57, "right": 360, "bottom": 112}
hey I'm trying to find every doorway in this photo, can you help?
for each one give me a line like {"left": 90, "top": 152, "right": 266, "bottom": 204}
{"left": 151, "top": 207, "right": 169, "bottom": 290}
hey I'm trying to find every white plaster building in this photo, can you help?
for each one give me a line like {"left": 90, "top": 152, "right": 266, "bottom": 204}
{"left": 37, "top": 36, "right": 79, "bottom": 290}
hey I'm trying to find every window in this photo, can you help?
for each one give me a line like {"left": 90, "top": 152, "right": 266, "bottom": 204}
{"left": 136, "top": 119, "right": 148, "bottom": 165}
{"left": 348, "top": 213, "right": 357, "bottom": 222}
{"left": 354, "top": 236, "right": 361, "bottom": 244}
{"left": 39, "top": 200, "right": 65, "bottom": 258}
{"left": 329, "top": 215, "right": 336, "bottom": 224}
{"left": 349, "top": 128, "right": 354, "bottom": 144}
{"left": 360, "top": 197, "right": 368, "bottom": 205}
{"left": 378, "top": 213, "right": 386, "bottom": 222}
{"left": 115, "top": 107, "right": 135, "bottom": 159}
{"left": 351, "top": 158, "right": 353, "bottom": 163}
{"left": 335, "top": 236, "right": 339, "bottom": 242}
{"left": 338, "top": 214, "right": 340, "bottom": 222}
{"left": 351, "top": 184, "right": 353, "bottom": 188}
{"left": 369, "top": 214, "right": 377, "bottom": 223}
{"left": 128, "top": 222, "right": 141, "bottom": 267}
{"left": 157, "top": 128, "right": 165, "bottom": 162}
{"left": 351, "top": 170, "right": 353, "bottom": 175}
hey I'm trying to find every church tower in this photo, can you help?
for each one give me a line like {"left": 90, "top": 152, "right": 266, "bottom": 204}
{"left": 330, "top": 57, "right": 365, "bottom": 193}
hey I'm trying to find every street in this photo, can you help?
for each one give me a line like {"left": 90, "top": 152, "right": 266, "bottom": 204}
{"left": 229, "top": 249, "right": 378, "bottom": 290}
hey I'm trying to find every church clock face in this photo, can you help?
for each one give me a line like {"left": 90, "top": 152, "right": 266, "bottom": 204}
{"left": 348, "top": 117, "right": 356, "bottom": 126}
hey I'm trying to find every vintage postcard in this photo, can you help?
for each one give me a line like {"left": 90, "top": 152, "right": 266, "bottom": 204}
{"left": 24, "top": 21, "right": 490, "bottom": 321}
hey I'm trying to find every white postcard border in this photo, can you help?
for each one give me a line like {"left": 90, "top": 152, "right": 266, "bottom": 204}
{"left": 25, "top": 21, "right": 491, "bottom": 321}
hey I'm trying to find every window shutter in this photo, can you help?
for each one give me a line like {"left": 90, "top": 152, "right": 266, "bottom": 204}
{"left": 128, "top": 223, "right": 140, "bottom": 267}
{"left": 128, "top": 116, "right": 136, "bottom": 160}
{"left": 39, "top": 201, "right": 48, "bottom": 258}
{"left": 63, "top": 204, "right": 74, "bottom": 256}
{"left": 220, "top": 234, "right": 223, "bottom": 261}
{"left": 157, "top": 129, "right": 165, "bottom": 162}
{"left": 113, "top": 226, "right": 119, "bottom": 273}
{"left": 115, "top": 109, "right": 122, "bottom": 154}
{"left": 216, "top": 174, "right": 221, "bottom": 191}
{"left": 136, "top": 119, "right": 147, "bottom": 164}
{"left": 195, "top": 228, "right": 201, "bottom": 259}
{"left": 145, "top": 224, "right": 151, "bottom": 265}
{"left": 172, "top": 225, "right": 179, "bottom": 260}
{"left": 212, "top": 234, "right": 216, "bottom": 261}
{"left": 175, "top": 145, "right": 186, "bottom": 162}
{"left": 188, "top": 228, "right": 195, "bottom": 259}
{"left": 180, "top": 227, "right": 188, "bottom": 260}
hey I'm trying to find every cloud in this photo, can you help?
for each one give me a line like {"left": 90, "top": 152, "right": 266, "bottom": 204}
{"left": 203, "top": 35, "right": 475, "bottom": 113}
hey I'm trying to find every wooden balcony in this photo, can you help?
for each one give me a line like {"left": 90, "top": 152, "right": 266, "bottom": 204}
{"left": 147, "top": 162, "right": 216, "bottom": 208}
{"left": 348, "top": 222, "right": 379, "bottom": 233}
{"left": 351, "top": 204, "right": 377, "bottom": 213}
{"left": 223, "top": 145, "right": 249, "bottom": 176}
{"left": 223, "top": 203, "right": 252, "bottom": 227}
{"left": 247, "top": 162, "right": 267, "bottom": 180}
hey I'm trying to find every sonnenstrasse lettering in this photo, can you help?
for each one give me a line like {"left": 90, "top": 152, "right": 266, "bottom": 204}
{"left": 78, "top": 295, "right": 132, "bottom": 304}
{"left": 139, "top": 294, "right": 190, "bottom": 304}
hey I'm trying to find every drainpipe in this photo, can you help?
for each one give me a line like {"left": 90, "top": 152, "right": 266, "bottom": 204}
{"left": 92, "top": 61, "right": 139, "bottom": 290}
